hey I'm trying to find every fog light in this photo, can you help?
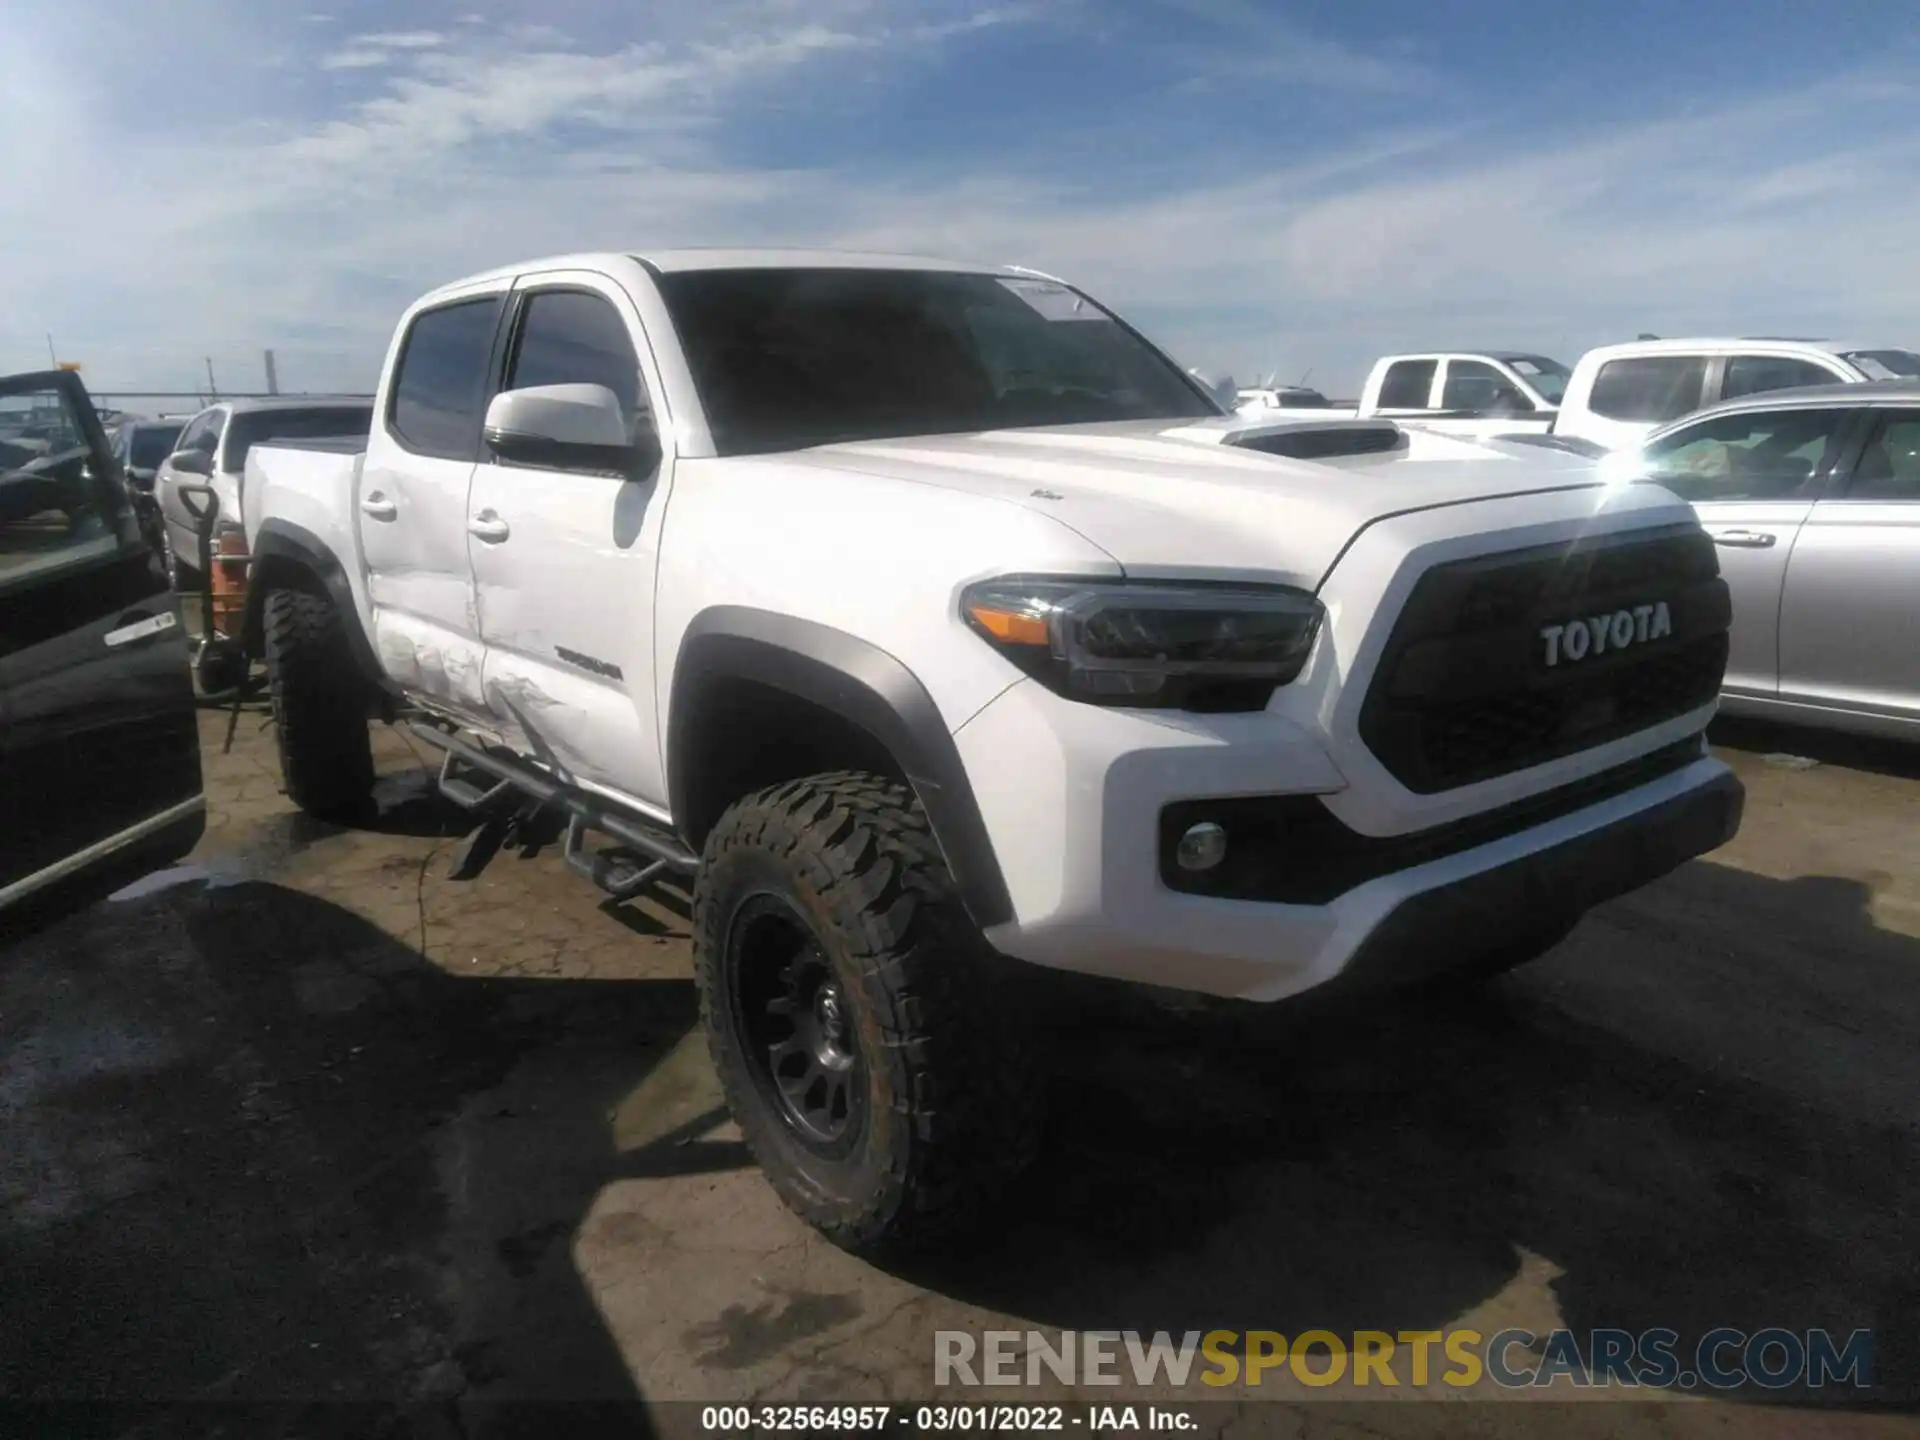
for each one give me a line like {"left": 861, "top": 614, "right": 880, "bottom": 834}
{"left": 1175, "top": 821, "right": 1228, "bottom": 872}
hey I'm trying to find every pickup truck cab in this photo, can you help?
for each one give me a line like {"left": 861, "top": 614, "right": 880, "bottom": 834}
{"left": 1356, "top": 351, "right": 1567, "bottom": 435}
{"left": 1553, "top": 337, "right": 1920, "bottom": 453}
{"left": 1239, "top": 352, "right": 1568, "bottom": 440}
{"left": 241, "top": 249, "right": 1744, "bottom": 1254}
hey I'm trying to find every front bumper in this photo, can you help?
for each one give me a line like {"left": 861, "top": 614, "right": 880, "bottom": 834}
{"left": 956, "top": 679, "right": 1743, "bottom": 1003}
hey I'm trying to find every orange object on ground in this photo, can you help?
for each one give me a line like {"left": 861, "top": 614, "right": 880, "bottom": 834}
{"left": 210, "top": 531, "right": 249, "bottom": 638}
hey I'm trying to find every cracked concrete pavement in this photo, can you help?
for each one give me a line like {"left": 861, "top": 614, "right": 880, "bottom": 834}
{"left": 2, "top": 702, "right": 1917, "bottom": 1436}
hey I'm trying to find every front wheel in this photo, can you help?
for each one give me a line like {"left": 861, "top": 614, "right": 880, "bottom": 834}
{"left": 693, "top": 772, "right": 1044, "bottom": 1256}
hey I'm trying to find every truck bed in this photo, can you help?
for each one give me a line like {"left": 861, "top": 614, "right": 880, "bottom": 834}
{"left": 241, "top": 439, "right": 366, "bottom": 552}
{"left": 253, "top": 434, "right": 368, "bottom": 456}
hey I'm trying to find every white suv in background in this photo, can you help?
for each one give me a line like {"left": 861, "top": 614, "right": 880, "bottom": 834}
{"left": 1555, "top": 338, "right": 1920, "bottom": 452}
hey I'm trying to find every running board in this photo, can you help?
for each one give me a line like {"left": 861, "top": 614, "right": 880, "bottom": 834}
{"left": 404, "top": 721, "right": 697, "bottom": 897}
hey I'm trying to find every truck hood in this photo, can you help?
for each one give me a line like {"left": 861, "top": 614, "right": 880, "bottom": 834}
{"left": 781, "top": 416, "right": 1623, "bottom": 589}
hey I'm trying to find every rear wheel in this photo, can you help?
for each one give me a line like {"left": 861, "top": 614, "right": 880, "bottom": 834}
{"left": 693, "top": 772, "right": 1043, "bottom": 1256}
{"left": 262, "top": 585, "right": 375, "bottom": 821}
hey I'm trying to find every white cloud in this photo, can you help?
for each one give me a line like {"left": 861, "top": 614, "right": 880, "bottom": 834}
{"left": 319, "top": 48, "right": 395, "bottom": 70}
{"left": 4, "top": 3, "right": 1917, "bottom": 399}
{"left": 352, "top": 29, "right": 447, "bottom": 49}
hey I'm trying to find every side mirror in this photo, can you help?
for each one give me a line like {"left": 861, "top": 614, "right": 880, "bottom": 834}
{"left": 168, "top": 449, "right": 212, "bottom": 477}
{"left": 483, "top": 383, "right": 653, "bottom": 475}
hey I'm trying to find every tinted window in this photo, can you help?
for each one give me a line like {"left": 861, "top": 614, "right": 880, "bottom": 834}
{"left": 1375, "top": 359, "right": 1437, "bottom": 410}
{"left": 0, "top": 384, "right": 116, "bottom": 591}
{"left": 1506, "top": 355, "right": 1571, "bottom": 404}
{"left": 176, "top": 411, "right": 220, "bottom": 454}
{"left": 655, "top": 268, "right": 1214, "bottom": 456}
{"left": 1847, "top": 411, "right": 1920, "bottom": 500}
{"left": 1641, "top": 407, "right": 1844, "bottom": 502}
{"left": 389, "top": 297, "right": 504, "bottom": 460}
{"left": 130, "top": 424, "right": 184, "bottom": 468}
{"left": 1441, "top": 360, "right": 1533, "bottom": 414}
{"left": 1721, "top": 355, "right": 1845, "bottom": 401}
{"left": 220, "top": 407, "right": 373, "bottom": 473}
{"left": 1588, "top": 356, "right": 1708, "bottom": 423}
{"left": 506, "top": 290, "right": 645, "bottom": 431}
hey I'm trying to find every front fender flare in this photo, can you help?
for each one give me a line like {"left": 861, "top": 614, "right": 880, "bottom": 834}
{"left": 668, "top": 607, "right": 1014, "bottom": 930}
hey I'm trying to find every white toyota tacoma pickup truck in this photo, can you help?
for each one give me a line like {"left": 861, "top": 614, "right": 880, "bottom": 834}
{"left": 241, "top": 249, "right": 1745, "bottom": 1254}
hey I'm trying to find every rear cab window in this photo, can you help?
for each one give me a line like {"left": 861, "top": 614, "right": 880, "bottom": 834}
{"left": 1588, "top": 356, "right": 1709, "bottom": 424}
{"left": 388, "top": 295, "right": 507, "bottom": 461}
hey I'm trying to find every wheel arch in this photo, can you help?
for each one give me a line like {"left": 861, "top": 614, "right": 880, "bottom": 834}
{"left": 244, "top": 519, "right": 390, "bottom": 696}
{"left": 667, "top": 607, "right": 1014, "bottom": 930}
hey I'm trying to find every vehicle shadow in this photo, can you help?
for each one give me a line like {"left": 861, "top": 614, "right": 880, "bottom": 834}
{"left": 902, "top": 858, "right": 1920, "bottom": 1407}
{"left": 0, "top": 878, "right": 745, "bottom": 1438}
{"left": 1710, "top": 715, "right": 1920, "bottom": 782}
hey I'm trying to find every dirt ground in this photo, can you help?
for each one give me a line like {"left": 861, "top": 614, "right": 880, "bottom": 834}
{"left": 2, "top": 693, "right": 1917, "bottom": 1438}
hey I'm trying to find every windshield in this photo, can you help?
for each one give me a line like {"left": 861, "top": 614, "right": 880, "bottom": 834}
{"left": 1504, "top": 355, "right": 1572, "bottom": 404}
{"left": 655, "top": 268, "right": 1217, "bottom": 455}
{"left": 1842, "top": 349, "right": 1920, "bottom": 380}
{"left": 220, "top": 406, "right": 372, "bottom": 472}
{"left": 129, "top": 423, "right": 183, "bottom": 468}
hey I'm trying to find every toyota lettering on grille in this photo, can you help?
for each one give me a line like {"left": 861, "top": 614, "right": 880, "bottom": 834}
{"left": 1539, "top": 601, "right": 1672, "bottom": 667}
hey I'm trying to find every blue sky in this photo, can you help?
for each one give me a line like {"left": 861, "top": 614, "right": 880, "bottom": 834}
{"left": 4, "top": 0, "right": 1918, "bottom": 397}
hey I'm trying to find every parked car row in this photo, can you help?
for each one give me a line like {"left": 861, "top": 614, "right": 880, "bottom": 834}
{"left": 1235, "top": 336, "right": 1920, "bottom": 453}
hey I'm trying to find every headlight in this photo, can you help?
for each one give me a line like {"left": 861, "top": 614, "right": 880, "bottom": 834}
{"left": 961, "top": 576, "right": 1323, "bottom": 710}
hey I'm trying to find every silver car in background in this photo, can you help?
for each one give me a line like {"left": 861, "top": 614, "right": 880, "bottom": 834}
{"left": 1627, "top": 379, "right": 1920, "bottom": 741}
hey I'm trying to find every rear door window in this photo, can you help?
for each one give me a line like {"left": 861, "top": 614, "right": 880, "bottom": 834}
{"left": 1588, "top": 356, "right": 1709, "bottom": 424}
{"left": 1375, "top": 359, "right": 1437, "bottom": 410}
{"left": 388, "top": 296, "right": 506, "bottom": 461}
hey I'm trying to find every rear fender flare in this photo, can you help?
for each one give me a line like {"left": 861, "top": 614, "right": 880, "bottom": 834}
{"left": 244, "top": 519, "right": 390, "bottom": 694}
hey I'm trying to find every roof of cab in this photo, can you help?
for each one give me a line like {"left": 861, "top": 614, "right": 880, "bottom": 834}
{"left": 415, "top": 249, "right": 1051, "bottom": 302}
{"left": 1578, "top": 336, "right": 1900, "bottom": 361}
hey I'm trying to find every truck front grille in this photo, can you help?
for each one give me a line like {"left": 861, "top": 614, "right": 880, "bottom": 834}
{"left": 1358, "top": 525, "right": 1731, "bottom": 793}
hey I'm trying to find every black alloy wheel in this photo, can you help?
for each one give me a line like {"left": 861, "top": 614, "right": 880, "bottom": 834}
{"left": 727, "top": 894, "right": 866, "bottom": 1155}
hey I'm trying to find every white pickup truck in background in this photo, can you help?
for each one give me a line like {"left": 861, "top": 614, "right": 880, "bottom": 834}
{"left": 1239, "top": 350, "right": 1569, "bottom": 440}
{"left": 239, "top": 249, "right": 1744, "bottom": 1255}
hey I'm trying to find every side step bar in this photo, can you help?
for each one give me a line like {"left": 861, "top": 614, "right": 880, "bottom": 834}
{"left": 404, "top": 720, "right": 698, "bottom": 896}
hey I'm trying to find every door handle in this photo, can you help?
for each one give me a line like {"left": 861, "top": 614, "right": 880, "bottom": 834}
{"left": 467, "top": 512, "right": 511, "bottom": 543}
{"left": 361, "top": 494, "right": 397, "bottom": 521}
{"left": 1711, "top": 529, "right": 1777, "bottom": 549}
{"left": 105, "top": 611, "right": 180, "bottom": 648}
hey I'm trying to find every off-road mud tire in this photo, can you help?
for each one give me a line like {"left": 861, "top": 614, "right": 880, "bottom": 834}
{"left": 694, "top": 771, "right": 1044, "bottom": 1256}
{"left": 263, "top": 585, "right": 375, "bottom": 822}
